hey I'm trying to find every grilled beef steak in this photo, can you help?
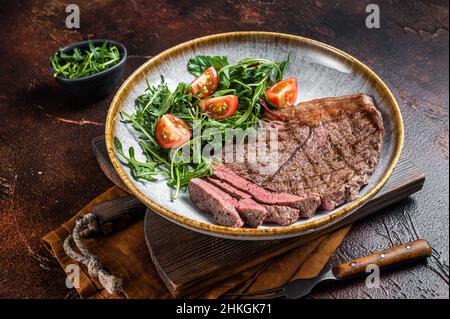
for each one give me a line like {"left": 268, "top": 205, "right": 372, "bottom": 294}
{"left": 262, "top": 94, "right": 384, "bottom": 210}
{"left": 188, "top": 94, "right": 384, "bottom": 227}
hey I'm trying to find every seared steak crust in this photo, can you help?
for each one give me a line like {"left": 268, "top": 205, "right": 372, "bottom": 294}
{"left": 224, "top": 120, "right": 311, "bottom": 184}
{"left": 263, "top": 94, "right": 384, "bottom": 210}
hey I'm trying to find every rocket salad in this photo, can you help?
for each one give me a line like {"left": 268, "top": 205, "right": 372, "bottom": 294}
{"left": 115, "top": 53, "right": 297, "bottom": 200}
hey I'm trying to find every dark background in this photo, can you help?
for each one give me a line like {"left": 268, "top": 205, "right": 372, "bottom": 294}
{"left": 0, "top": 0, "right": 448, "bottom": 298}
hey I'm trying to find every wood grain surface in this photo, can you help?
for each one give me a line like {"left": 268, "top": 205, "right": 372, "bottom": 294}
{"left": 0, "top": 0, "right": 448, "bottom": 298}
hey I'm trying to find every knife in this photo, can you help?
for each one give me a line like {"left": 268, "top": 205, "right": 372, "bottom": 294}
{"left": 226, "top": 239, "right": 433, "bottom": 299}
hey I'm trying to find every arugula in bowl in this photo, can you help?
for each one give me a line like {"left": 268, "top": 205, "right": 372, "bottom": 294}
{"left": 50, "top": 40, "right": 122, "bottom": 79}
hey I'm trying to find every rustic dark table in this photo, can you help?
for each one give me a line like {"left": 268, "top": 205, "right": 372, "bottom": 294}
{"left": 0, "top": 0, "right": 448, "bottom": 299}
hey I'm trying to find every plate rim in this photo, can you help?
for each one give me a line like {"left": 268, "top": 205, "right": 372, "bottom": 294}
{"left": 105, "top": 31, "right": 404, "bottom": 238}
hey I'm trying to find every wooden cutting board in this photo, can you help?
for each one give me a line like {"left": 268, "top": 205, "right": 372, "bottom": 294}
{"left": 92, "top": 136, "right": 425, "bottom": 297}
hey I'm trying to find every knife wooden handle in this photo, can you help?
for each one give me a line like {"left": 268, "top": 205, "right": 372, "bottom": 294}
{"left": 92, "top": 195, "right": 146, "bottom": 235}
{"left": 332, "top": 239, "right": 432, "bottom": 279}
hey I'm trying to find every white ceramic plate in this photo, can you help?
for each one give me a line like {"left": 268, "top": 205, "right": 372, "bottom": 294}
{"left": 105, "top": 32, "right": 403, "bottom": 240}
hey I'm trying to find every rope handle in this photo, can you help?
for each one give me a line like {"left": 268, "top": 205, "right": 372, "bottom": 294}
{"left": 63, "top": 213, "right": 123, "bottom": 295}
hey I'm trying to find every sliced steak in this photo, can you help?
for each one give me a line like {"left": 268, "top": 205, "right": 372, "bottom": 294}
{"left": 189, "top": 94, "right": 384, "bottom": 228}
{"left": 189, "top": 178, "right": 266, "bottom": 227}
{"left": 202, "top": 178, "right": 266, "bottom": 226}
{"left": 206, "top": 177, "right": 251, "bottom": 199}
{"left": 188, "top": 178, "right": 244, "bottom": 228}
{"left": 222, "top": 94, "right": 384, "bottom": 211}
{"left": 207, "top": 177, "right": 306, "bottom": 224}
{"left": 212, "top": 165, "right": 321, "bottom": 218}
{"left": 234, "top": 199, "right": 267, "bottom": 227}
{"left": 264, "top": 205, "right": 300, "bottom": 226}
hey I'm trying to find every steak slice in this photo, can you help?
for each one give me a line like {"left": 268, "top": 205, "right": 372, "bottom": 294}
{"left": 262, "top": 94, "right": 384, "bottom": 210}
{"left": 234, "top": 199, "right": 267, "bottom": 227}
{"left": 207, "top": 177, "right": 304, "bottom": 225}
{"left": 189, "top": 178, "right": 267, "bottom": 227}
{"left": 264, "top": 206, "right": 300, "bottom": 226}
{"left": 188, "top": 178, "right": 244, "bottom": 228}
{"left": 206, "top": 177, "right": 251, "bottom": 199}
{"left": 212, "top": 165, "right": 321, "bottom": 218}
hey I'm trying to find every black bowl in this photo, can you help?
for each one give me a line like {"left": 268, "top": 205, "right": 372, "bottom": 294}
{"left": 50, "top": 39, "right": 127, "bottom": 99}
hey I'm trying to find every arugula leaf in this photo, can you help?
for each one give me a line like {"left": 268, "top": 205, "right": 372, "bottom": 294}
{"left": 187, "top": 55, "right": 229, "bottom": 76}
{"left": 116, "top": 53, "right": 290, "bottom": 199}
{"left": 114, "top": 137, "right": 164, "bottom": 182}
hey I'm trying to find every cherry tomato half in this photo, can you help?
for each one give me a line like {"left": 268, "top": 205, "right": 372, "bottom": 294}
{"left": 189, "top": 66, "right": 219, "bottom": 98}
{"left": 155, "top": 114, "right": 192, "bottom": 149}
{"left": 199, "top": 95, "right": 238, "bottom": 120}
{"left": 265, "top": 77, "right": 298, "bottom": 108}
